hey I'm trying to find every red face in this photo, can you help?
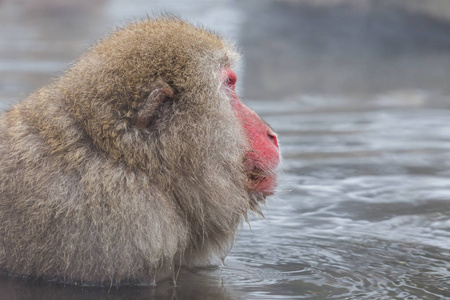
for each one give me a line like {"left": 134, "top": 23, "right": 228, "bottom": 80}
{"left": 222, "top": 68, "right": 280, "bottom": 197}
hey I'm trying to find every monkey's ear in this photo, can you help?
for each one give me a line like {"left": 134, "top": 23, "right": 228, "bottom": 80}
{"left": 135, "top": 84, "right": 174, "bottom": 130}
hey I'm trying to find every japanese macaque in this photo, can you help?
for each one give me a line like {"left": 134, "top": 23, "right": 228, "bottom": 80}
{"left": 0, "top": 17, "right": 280, "bottom": 286}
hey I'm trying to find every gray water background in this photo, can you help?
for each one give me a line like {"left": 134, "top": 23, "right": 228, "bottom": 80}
{"left": 0, "top": 0, "right": 449, "bottom": 299}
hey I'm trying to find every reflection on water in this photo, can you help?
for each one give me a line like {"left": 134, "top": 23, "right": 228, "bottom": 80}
{"left": 1, "top": 0, "right": 450, "bottom": 299}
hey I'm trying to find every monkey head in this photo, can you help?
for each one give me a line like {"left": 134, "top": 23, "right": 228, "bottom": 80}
{"left": 62, "top": 17, "right": 280, "bottom": 209}
{"left": 0, "top": 17, "right": 280, "bottom": 285}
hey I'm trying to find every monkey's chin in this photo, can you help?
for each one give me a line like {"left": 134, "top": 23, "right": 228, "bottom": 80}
{"left": 248, "top": 175, "right": 277, "bottom": 199}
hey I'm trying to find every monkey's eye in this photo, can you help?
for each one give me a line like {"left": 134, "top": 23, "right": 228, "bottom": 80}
{"left": 223, "top": 68, "right": 237, "bottom": 91}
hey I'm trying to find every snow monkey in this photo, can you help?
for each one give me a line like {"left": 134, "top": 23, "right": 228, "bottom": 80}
{"left": 0, "top": 17, "right": 280, "bottom": 286}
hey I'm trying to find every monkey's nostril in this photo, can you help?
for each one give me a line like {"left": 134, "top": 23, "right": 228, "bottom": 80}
{"left": 267, "top": 130, "right": 279, "bottom": 149}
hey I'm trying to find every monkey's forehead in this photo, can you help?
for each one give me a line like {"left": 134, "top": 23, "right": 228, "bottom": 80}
{"left": 98, "top": 17, "right": 239, "bottom": 66}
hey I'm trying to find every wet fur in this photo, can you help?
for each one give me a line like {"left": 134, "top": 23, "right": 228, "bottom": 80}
{"left": 0, "top": 17, "right": 257, "bottom": 285}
